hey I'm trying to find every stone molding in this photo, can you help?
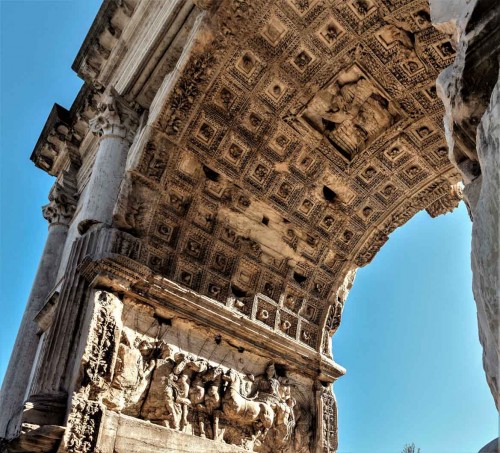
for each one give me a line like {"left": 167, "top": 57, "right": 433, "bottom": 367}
{"left": 72, "top": 226, "right": 345, "bottom": 383}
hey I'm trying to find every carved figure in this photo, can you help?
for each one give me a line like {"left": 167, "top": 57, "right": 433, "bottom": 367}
{"left": 241, "top": 373, "right": 255, "bottom": 397}
{"left": 217, "top": 369, "right": 275, "bottom": 436}
{"left": 102, "top": 332, "right": 155, "bottom": 412}
{"left": 303, "top": 76, "right": 375, "bottom": 132}
{"left": 100, "top": 334, "right": 305, "bottom": 450}
{"left": 303, "top": 73, "right": 396, "bottom": 156}
{"left": 140, "top": 342, "right": 176, "bottom": 422}
{"left": 195, "top": 366, "right": 224, "bottom": 438}
{"left": 252, "top": 363, "right": 281, "bottom": 405}
{"left": 275, "top": 396, "right": 296, "bottom": 444}
{"left": 171, "top": 352, "right": 194, "bottom": 431}
{"left": 163, "top": 374, "right": 183, "bottom": 430}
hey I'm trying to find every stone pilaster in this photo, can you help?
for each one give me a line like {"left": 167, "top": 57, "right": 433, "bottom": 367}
{"left": 0, "top": 179, "right": 77, "bottom": 439}
{"left": 315, "top": 382, "right": 338, "bottom": 453}
{"left": 78, "top": 90, "right": 139, "bottom": 234}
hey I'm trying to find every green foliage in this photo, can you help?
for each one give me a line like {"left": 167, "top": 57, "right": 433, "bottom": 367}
{"left": 402, "top": 443, "right": 421, "bottom": 453}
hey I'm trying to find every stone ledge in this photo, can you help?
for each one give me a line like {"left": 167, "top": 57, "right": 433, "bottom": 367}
{"left": 98, "top": 411, "right": 248, "bottom": 453}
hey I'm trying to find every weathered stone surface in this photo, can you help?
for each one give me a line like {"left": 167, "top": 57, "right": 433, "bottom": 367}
{"left": 436, "top": 0, "right": 500, "bottom": 411}
{"left": 478, "top": 438, "right": 500, "bottom": 453}
{"left": 57, "top": 290, "right": 316, "bottom": 452}
{"left": 100, "top": 412, "right": 249, "bottom": 453}
{"left": 472, "top": 74, "right": 500, "bottom": 410}
{"left": 1, "top": 0, "right": 496, "bottom": 451}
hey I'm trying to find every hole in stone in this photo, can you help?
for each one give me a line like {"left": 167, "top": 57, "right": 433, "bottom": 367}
{"left": 238, "top": 346, "right": 245, "bottom": 353}
{"left": 215, "top": 334, "right": 222, "bottom": 345}
{"left": 231, "top": 285, "right": 248, "bottom": 298}
{"left": 203, "top": 165, "right": 220, "bottom": 182}
{"left": 262, "top": 216, "right": 269, "bottom": 226}
{"left": 153, "top": 314, "right": 172, "bottom": 325}
{"left": 293, "top": 272, "right": 307, "bottom": 284}
{"left": 275, "top": 363, "right": 287, "bottom": 377}
{"left": 323, "top": 185, "right": 337, "bottom": 202}
{"left": 470, "top": 160, "right": 481, "bottom": 177}
{"left": 283, "top": 218, "right": 290, "bottom": 224}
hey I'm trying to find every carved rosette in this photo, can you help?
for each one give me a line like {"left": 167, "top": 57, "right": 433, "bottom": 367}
{"left": 41, "top": 179, "right": 78, "bottom": 226}
{"left": 89, "top": 90, "right": 139, "bottom": 143}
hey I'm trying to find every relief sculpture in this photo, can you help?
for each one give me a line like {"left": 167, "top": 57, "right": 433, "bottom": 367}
{"left": 98, "top": 328, "right": 311, "bottom": 452}
{"left": 302, "top": 65, "right": 399, "bottom": 159}
{"left": 102, "top": 331, "right": 156, "bottom": 412}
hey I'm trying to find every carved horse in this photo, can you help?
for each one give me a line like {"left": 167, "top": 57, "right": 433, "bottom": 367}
{"left": 214, "top": 369, "right": 274, "bottom": 439}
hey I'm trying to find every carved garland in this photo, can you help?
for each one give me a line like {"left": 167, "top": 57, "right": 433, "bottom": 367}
{"left": 64, "top": 291, "right": 123, "bottom": 453}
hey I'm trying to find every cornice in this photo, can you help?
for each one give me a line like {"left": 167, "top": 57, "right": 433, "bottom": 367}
{"left": 72, "top": 0, "right": 138, "bottom": 84}
{"left": 30, "top": 84, "right": 99, "bottom": 176}
{"left": 74, "top": 226, "right": 346, "bottom": 382}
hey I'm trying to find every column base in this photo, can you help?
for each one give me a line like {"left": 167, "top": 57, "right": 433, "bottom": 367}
{"left": 21, "top": 393, "right": 67, "bottom": 428}
{"left": 1, "top": 424, "right": 65, "bottom": 453}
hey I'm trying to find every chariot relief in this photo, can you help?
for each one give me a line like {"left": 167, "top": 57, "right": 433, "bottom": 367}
{"left": 69, "top": 294, "right": 314, "bottom": 452}
{"left": 101, "top": 335, "right": 311, "bottom": 452}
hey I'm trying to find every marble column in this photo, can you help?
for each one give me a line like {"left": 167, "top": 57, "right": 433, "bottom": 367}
{"left": 0, "top": 182, "right": 76, "bottom": 438}
{"left": 78, "top": 91, "right": 139, "bottom": 234}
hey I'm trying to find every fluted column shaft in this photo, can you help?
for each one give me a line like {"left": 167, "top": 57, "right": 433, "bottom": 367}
{"left": 78, "top": 91, "right": 138, "bottom": 234}
{"left": 0, "top": 183, "right": 76, "bottom": 438}
{"left": 21, "top": 92, "right": 138, "bottom": 413}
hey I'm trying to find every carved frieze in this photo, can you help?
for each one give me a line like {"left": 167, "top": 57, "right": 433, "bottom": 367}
{"left": 302, "top": 64, "right": 401, "bottom": 160}
{"left": 101, "top": 337, "right": 312, "bottom": 452}
{"left": 67, "top": 293, "right": 315, "bottom": 452}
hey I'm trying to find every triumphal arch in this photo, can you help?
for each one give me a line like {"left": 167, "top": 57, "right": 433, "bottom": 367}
{"left": 1, "top": 0, "right": 498, "bottom": 452}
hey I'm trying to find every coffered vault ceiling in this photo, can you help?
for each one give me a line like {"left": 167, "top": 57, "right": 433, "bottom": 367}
{"left": 38, "top": 0, "right": 464, "bottom": 354}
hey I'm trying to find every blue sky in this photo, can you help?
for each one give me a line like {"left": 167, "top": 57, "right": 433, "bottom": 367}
{"left": 0, "top": 2, "right": 497, "bottom": 452}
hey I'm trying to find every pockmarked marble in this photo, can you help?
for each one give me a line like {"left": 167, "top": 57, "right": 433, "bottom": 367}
{"left": 0, "top": 0, "right": 497, "bottom": 452}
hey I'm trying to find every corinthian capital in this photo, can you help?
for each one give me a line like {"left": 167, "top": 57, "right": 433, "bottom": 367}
{"left": 42, "top": 177, "right": 78, "bottom": 226}
{"left": 89, "top": 89, "right": 139, "bottom": 142}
